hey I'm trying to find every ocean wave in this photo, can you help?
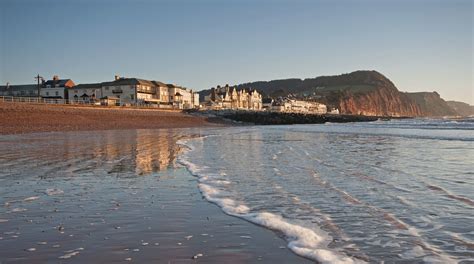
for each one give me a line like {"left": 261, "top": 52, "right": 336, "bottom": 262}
{"left": 177, "top": 137, "right": 362, "bottom": 264}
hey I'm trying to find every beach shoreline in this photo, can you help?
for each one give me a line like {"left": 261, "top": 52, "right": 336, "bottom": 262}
{"left": 0, "top": 102, "right": 229, "bottom": 135}
{"left": 0, "top": 129, "right": 311, "bottom": 263}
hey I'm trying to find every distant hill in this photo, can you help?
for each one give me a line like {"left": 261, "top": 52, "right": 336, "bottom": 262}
{"left": 446, "top": 101, "right": 474, "bottom": 116}
{"left": 200, "top": 70, "right": 463, "bottom": 117}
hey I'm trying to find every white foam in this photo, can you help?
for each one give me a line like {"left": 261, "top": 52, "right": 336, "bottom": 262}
{"left": 177, "top": 136, "right": 362, "bottom": 264}
{"left": 245, "top": 212, "right": 358, "bottom": 264}
{"left": 10, "top": 208, "right": 27, "bottom": 213}
{"left": 45, "top": 188, "right": 64, "bottom": 196}
{"left": 23, "top": 196, "right": 40, "bottom": 202}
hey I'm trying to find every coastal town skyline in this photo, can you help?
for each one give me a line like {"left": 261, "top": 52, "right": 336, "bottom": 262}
{"left": 1, "top": 0, "right": 472, "bottom": 104}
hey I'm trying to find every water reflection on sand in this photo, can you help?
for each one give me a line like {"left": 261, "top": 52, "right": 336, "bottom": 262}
{"left": 1, "top": 129, "right": 181, "bottom": 180}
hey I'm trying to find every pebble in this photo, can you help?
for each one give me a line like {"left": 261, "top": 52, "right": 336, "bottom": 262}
{"left": 154, "top": 243, "right": 159, "bottom": 246}
{"left": 177, "top": 242, "right": 182, "bottom": 245}
{"left": 125, "top": 258, "right": 132, "bottom": 261}
{"left": 141, "top": 242, "right": 148, "bottom": 246}
{"left": 52, "top": 244, "right": 61, "bottom": 248}
{"left": 185, "top": 235, "right": 193, "bottom": 240}
{"left": 25, "top": 248, "right": 36, "bottom": 252}
{"left": 192, "top": 253, "right": 203, "bottom": 259}
{"left": 37, "top": 241, "right": 48, "bottom": 245}
{"left": 0, "top": 219, "right": 8, "bottom": 223}
{"left": 132, "top": 249, "right": 140, "bottom": 252}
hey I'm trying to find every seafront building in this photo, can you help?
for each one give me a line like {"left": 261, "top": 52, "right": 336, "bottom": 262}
{"left": 271, "top": 98, "right": 328, "bottom": 114}
{"left": 0, "top": 75, "right": 75, "bottom": 99}
{"left": 0, "top": 84, "right": 38, "bottom": 97}
{"left": 40, "top": 76, "right": 75, "bottom": 99}
{"left": 0, "top": 75, "right": 200, "bottom": 109}
{"left": 69, "top": 83, "right": 102, "bottom": 103}
{"left": 204, "top": 84, "right": 263, "bottom": 110}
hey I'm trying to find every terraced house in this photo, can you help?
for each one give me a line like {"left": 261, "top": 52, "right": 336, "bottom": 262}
{"left": 1, "top": 74, "right": 200, "bottom": 109}
{"left": 99, "top": 76, "right": 199, "bottom": 108}
{"left": 204, "top": 84, "right": 262, "bottom": 110}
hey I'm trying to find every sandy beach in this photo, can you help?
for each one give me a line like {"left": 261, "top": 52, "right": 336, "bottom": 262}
{"left": 0, "top": 102, "right": 225, "bottom": 135}
{"left": 0, "top": 127, "right": 310, "bottom": 263}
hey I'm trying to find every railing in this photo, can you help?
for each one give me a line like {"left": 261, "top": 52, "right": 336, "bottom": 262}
{"left": 0, "top": 96, "right": 70, "bottom": 105}
{"left": 0, "top": 96, "right": 193, "bottom": 110}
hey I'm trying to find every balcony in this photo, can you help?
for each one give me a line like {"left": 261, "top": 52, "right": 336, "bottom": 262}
{"left": 137, "top": 87, "right": 156, "bottom": 94}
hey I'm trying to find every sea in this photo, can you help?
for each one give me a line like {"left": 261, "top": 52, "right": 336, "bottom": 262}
{"left": 178, "top": 118, "right": 474, "bottom": 263}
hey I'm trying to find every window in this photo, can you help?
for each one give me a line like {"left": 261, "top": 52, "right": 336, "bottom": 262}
{"left": 46, "top": 92, "right": 49, "bottom": 96}
{"left": 46, "top": 85, "right": 51, "bottom": 88}
{"left": 131, "top": 95, "right": 134, "bottom": 100}
{"left": 55, "top": 91, "right": 59, "bottom": 96}
{"left": 105, "top": 87, "right": 109, "bottom": 90}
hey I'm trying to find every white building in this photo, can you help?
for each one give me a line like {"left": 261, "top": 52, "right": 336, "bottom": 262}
{"left": 204, "top": 84, "right": 263, "bottom": 110}
{"left": 98, "top": 76, "right": 199, "bottom": 108}
{"left": 40, "top": 76, "right": 75, "bottom": 100}
{"left": 69, "top": 83, "right": 102, "bottom": 103}
{"left": 271, "top": 99, "right": 327, "bottom": 114}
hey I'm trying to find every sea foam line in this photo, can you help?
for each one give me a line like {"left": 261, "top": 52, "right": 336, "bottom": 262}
{"left": 176, "top": 136, "right": 362, "bottom": 264}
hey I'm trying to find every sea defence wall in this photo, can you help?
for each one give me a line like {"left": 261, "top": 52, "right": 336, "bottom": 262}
{"left": 194, "top": 110, "right": 379, "bottom": 125}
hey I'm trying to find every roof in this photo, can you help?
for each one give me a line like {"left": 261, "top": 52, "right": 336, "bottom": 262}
{"left": 43, "top": 79, "right": 74, "bottom": 87}
{"left": 0, "top": 84, "right": 37, "bottom": 92}
{"left": 103, "top": 78, "right": 168, "bottom": 88}
{"left": 152, "top": 80, "right": 167, "bottom": 87}
{"left": 72, "top": 83, "right": 102, "bottom": 89}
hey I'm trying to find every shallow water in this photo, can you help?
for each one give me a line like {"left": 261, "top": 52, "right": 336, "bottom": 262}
{"left": 0, "top": 129, "right": 310, "bottom": 263}
{"left": 179, "top": 118, "right": 474, "bottom": 263}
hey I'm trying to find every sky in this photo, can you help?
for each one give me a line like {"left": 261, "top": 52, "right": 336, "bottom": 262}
{"left": 0, "top": 0, "right": 472, "bottom": 103}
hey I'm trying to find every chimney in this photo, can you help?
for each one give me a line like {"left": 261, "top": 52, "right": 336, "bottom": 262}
{"left": 53, "top": 75, "right": 59, "bottom": 81}
{"left": 115, "top": 75, "right": 120, "bottom": 80}
{"left": 6, "top": 82, "right": 10, "bottom": 89}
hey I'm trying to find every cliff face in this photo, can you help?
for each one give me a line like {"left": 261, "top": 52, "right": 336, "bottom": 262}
{"left": 334, "top": 88, "right": 422, "bottom": 117}
{"left": 201, "top": 70, "right": 463, "bottom": 117}
{"left": 405, "top": 92, "right": 458, "bottom": 117}
{"left": 446, "top": 101, "right": 474, "bottom": 116}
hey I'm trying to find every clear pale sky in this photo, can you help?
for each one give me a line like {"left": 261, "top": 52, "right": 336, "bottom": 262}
{"left": 1, "top": 0, "right": 472, "bottom": 103}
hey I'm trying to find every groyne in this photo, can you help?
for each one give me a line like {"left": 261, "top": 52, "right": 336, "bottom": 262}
{"left": 192, "top": 110, "right": 380, "bottom": 125}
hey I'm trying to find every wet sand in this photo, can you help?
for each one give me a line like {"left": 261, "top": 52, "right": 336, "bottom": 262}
{"left": 0, "top": 102, "right": 226, "bottom": 135}
{"left": 0, "top": 129, "right": 310, "bottom": 263}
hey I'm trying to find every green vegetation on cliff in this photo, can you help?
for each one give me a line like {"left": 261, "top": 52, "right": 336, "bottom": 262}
{"left": 200, "top": 70, "right": 466, "bottom": 117}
